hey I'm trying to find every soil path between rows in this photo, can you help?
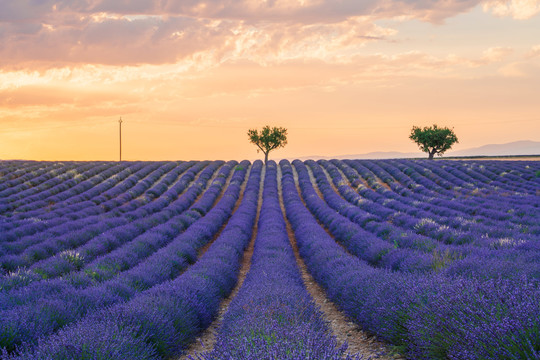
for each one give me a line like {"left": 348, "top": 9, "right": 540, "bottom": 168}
{"left": 179, "top": 165, "right": 265, "bottom": 359}
{"left": 277, "top": 164, "right": 400, "bottom": 360}
{"left": 196, "top": 163, "right": 251, "bottom": 257}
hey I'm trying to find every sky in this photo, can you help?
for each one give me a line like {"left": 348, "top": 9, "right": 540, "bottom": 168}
{"left": 0, "top": 0, "right": 539, "bottom": 161}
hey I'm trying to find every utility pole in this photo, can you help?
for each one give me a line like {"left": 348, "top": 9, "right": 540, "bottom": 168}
{"left": 119, "top": 117, "right": 123, "bottom": 161}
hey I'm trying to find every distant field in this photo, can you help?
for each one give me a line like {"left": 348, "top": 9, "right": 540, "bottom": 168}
{"left": 1, "top": 159, "right": 539, "bottom": 359}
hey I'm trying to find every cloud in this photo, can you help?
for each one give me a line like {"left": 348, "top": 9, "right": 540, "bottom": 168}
{"left": 0, "top": 0, "right": 502, "bottom": 70}
{"left": 498, "top": 62, "right": 527, "bottom": 76}
{"left": 0, "top": 1, "right": 55, "bottom": 22}
{"left": 482, "top": 47, "right": 513, "bottom": 62}
{"left": 0, "top": 14, "right": 241, "bottom": 68}
{"left": 0, "top": 0, "right": 482, "bottom": 24}
{"left": 527, "top": 44, "right": 540, "bottom": 57}
{"left": 218, "top": 18, "right": 397, "bottom": 65}
{"left": 0, "top": 7, "right": 400, "bottom": 69}
{"left": 0, "top": 43, "right": 524, "bottom": 101}
{"left": 0, "top": 0, "right": 536, "bottom": 85}
{"left": 483, "top": 0, "right": 540, "bottom": 19}
{"left": 87, "top": 0, "right": 487, "bottom": 23}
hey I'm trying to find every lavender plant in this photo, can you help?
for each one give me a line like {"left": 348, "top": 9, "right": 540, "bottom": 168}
{"left": 0, "top": 157, "right": 538, "bottom": 360}
{"left": 194, "top": 161, "right": 361, "bottom": 360}
{"left": 280, "top": 159, "right": 540, "bottom": 360}
{"left": 5, "top": 161, "right": 263, "bottom": 360}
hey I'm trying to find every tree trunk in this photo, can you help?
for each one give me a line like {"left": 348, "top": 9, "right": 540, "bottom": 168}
{"left": 428, "top": 150, "right": 436, "bottom": 160}
{"left": 264, "top": 151, "right": 269, "bottom": 164}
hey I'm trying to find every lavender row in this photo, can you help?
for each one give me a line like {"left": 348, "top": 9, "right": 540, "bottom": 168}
{"left": 305, "top": 159, "right": 472, "bottom": 251}
{"left": 335, "top": 159, "right": 539, "bottom": 236}
{"left": 1, "top": 162, "right": 121, "bottom": 214}
{"left": 1, "top": 163, "right": 82, "bottom": 235}
{"left": 297, "top": 160, "right": 540, "bottom": 278}
{"left": 14, "top": 161, "right": 207, "bottom": 286}
{"left": 34, "top": 161, "right": 204, "bottom": 272}
{"left": 0, "top": 161, "right": 208, "bottom": 285}
{"left": 326, "top": 158, "right": 482, "bottom": 240}
{"left": 364, "top": 159, "right": 529, "bottom": 218}
{"left": 329, "top": 158, "right": 479, "bottom": 229}
{"left": 1, "top": 162, "right": 154, "bottom": 237}
{"left": 0, "top": 161, "right": 240, "bottom": 351}
{"left": 0, "top": 161, "right": 204, "bottom": 273}
{"left": 5, "top": 161, "right": 263, "bottom": 360}
{"left": 346, "top": 159, "right": 513, "bottom": 225}
{"left": 7, "top": 161, "right": 166, "bottom": 230}
{"left": 387, "top": 159, "right": 539, "bottom": 219}
{"left": 486, "top": 160, "right": 540, "bottom": 183}
{"left": 110, "top": 162, "right": 204, "bottom": 219}
{"left": 0, "top": 162, "right": 96, "bottom": 204}
{"left": 420, "top": 160, "right": 519, "bottom": 193}
{"left": 367, "top": 159, "right": 540, "bottom": 233}
{"left": 6, "top": 161, "right": 151, "bottom": 221}
{"left": 280, "top": 159, "right": 540, "bottom": 360}
{"left": 313, "top": 159, "right": 474, "bottom": 248}
{"left": 440, "top": 160, "right": 539, "bottom": 194}
{"left": 38, "top": 161, "right": 151, "bottom": 216}
{"left": 0, "top": 161, "right": 220, "bottom": 295}
{"left": 9, "top": 161, "right": 162, "bottom": 225}
{"left": 295, "top": 160, "right": 444, "bottom": 273}
{"left": 0, "top": 162, "right": 67, "bottom": 198}
{"left": 0, "top": 217, "right": 126, "bottom": 275}
{"left": 0, "top": 161, "right": 45, "bottom": 190}
{"left": 195, "top": 161, "right": 357, "bottom": 360}
{"left": 376, "top": 159, "right": 539, "bottom": 222}
{"left": 74, "top": 161, "right": 231, "bottom": 284}
{"left": 321, "top": 159, "right": 536, "bottom": 243}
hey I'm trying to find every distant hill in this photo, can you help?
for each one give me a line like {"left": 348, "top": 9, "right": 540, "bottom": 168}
{"left": 446, "top": 140, "right": 540, "bottom": 157}
{"left": 296, "top": 140, "right": 540, "bottom": 160}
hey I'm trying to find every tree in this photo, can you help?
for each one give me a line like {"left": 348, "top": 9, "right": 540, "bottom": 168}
{"left": 247, "top": 126, "right": 288, "bottom": 164}
{"left": 409, "top": 124, "right": 458, "bottom": 160}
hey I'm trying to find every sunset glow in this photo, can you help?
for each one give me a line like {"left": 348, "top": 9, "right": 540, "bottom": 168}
{"left": 1, "top": 0, "right": 539, "bottom": 161}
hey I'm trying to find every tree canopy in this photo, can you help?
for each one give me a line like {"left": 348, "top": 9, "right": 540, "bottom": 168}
{"left": 247, "top": 126, "right": 288, "bottom": 164}
{"left": 409, "top": 124, "right": 458, "bottom": 160}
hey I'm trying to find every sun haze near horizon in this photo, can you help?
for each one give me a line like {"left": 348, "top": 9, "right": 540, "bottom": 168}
{"left": 1, "top": 1, "right": 539, "bottom": 161}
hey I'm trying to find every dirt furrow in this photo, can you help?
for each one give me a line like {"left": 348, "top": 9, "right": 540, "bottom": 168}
{"left": 277, "top": 163, "right": 400, "bottom": 360}
{"left": 178, "top": 165, "right": 265, "bottom": 359}
{"left": 196, "top": 163, "right": 251, "bottom": 257}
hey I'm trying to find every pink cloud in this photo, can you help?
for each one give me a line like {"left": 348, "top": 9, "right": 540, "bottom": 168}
{"left": 0, "top": 0, "right": 527, "bottom": 70}
{"left": 0, "top": 9, "right": 398, "bottom": 69}
{"left": 0, "top": 14, "right": 238, "bottom": 68}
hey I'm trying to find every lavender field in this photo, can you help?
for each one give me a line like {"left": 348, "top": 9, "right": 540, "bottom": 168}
{"left": 0, "top": 159, "right": 539, "bottom": 360}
